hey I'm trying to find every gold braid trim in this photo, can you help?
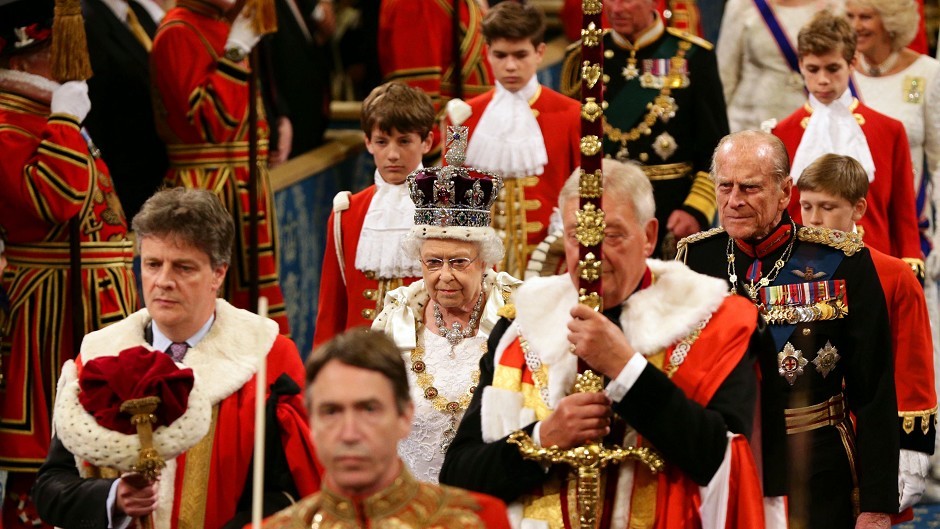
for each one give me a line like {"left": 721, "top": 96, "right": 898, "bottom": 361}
{"left": 900, "top": 406, "right": 938, "bottom": 435}
{"left": 796, "top": 226, "right": 864, "bottom": 256}
{"left": 675, "top": 226, "right": 725, "bottom": 263}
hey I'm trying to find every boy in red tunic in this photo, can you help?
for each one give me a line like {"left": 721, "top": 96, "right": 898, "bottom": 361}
{"left": 451, "top": 1, "right": 580, "bottom": 278}
{"left": 797, "top": 153, "right": 936, "bottom": 520}
{"left": 312, "top": 83, "right": 433, "bottom": 348}
{"left": 768, "top": 11, "right": 924, "bottom": 277}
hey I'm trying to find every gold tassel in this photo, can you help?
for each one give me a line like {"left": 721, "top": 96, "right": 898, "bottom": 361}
{"left": 51, "top": 0, "right": 92, "bottom": 82}
{"left": 248, "top": 0, "right": 277, "bottom": 35}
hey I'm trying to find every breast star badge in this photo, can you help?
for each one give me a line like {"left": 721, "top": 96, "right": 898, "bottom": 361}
{"left": 778, "top": 342, "right": 808, "bottom": 386}
{"left": 812, "top": 341, "right": 840, "bottom": 378}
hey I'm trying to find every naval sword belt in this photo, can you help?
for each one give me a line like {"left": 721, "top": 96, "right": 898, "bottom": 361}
{"left": 641, "top": 162, "right": 693, "bottom": 181}
{"left": 785, "top": 393, "right": 847, "bottom": 435}
{"left": 167, "top": 140, "right": 269, "bottom": 169}
{"left": 5, "top": 240, "right": 135, "bottom": 269}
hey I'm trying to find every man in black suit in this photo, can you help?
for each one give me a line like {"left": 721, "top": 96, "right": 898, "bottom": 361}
{"left": 83, "top": 0, "right": 168, "bottom": 220}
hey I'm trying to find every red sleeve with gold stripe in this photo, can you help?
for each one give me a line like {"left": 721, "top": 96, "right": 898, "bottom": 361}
{"left": 378, "top": 0, "right": 491, "bottom": 125}
{"left": 1, "top": 113, "right": 93, "bottom": 226}
{"left": 871, "top": 248, "right": 937, "bottom": 454}
{"left": 151, "top": 17, "right": 250, "bottom": 144}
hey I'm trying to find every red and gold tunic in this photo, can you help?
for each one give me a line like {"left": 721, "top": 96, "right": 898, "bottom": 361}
{"left": 312, "top": 186, "right": 420, "bottom": 349}
{"left": 461, "top": 86, "right": 580, "bottom": 276}
{"left": 869, "top": 247, "right": 937, "bottom": 449}
{"left": 151, "top": 2, "right": 289, "bottom": 333}
{"left": 259, "top": 467, "right": 510, "bottom": 529}
{"left": 0, "top": 88, "right": 137, "bottom": 472}
{"left": 378, "top": 0, "right": 493, "bottom": 156}
{"left": 773, "top": 101, "right": 924, "bottom": 270}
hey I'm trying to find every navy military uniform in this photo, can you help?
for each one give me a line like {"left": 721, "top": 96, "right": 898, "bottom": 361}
{"left": 677, "top": 215, "right": 899, "bottom": 528}
{"left": 562, "top": 14, "right": 727, "bottom": 256}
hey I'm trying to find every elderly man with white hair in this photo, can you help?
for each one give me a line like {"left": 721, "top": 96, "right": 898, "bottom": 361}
{"left": 439, "top": 159, "right": 769, "bottom": 529}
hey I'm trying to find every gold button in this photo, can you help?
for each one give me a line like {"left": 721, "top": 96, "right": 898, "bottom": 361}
{"left": 361, "top": 308, "right": 376, "bottom": 320}
{"left": 604, "top": 50, "right": 614, "bottom": 59}
{"left": 802, "top": 328, "right": 811, "bottom": 336}
{"left": 639, "top": 153, "right": 649, "bottom": 162}
{"left": 363, "top": 289, "right": 377, "bottom": 300}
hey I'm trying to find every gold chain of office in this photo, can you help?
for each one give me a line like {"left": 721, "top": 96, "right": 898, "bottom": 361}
{"left": 602, "top": 41, "right": 690, "bottom": 146}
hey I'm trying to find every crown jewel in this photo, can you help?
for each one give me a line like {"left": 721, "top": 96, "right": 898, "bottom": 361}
{"left": 408, "top": 126, "right": 503, "bottom": 229}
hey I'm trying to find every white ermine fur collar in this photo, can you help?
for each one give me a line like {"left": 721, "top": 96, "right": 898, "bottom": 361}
{"left": 79, "top": 298, "right": 278, "bottom": 405}
{"left": 511, "top": 259, "right": 728, "bottom": 408}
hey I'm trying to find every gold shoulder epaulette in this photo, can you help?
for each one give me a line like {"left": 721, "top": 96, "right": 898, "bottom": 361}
{"left": 560, "top": 42, "right": 583, "bottom": 98}
{"left": 496, "top": 303, "right": 516, "bottom": 320}
{"left": 796, "top": 226, "right": 864, "bottom": 256}
{"left": 666, "top": 27, "right": 714, "bottom": 51}
{"left": 675, "top": 227, "right": 724, "bottom": 263}
{"left": 676, "top": 226, "right": 725, "bottom": 250}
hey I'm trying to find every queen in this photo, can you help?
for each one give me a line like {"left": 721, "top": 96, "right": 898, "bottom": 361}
{"left": 372, "top": 128, "right": 521, "bottom": 483}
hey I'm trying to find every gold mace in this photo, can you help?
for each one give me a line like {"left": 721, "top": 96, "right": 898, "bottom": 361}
{"left": 120, "top": 396, "right": 166, "bottom": 529}
{"left": 508, "top": 372, "right": 664, "bottom": 529}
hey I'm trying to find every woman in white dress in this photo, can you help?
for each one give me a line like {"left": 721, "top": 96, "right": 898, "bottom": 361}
{"left": 717, "top": 0, "right": 840, "bottom": 132}
{"left": 373, "top": 134, "right": 521, "bottom": 483}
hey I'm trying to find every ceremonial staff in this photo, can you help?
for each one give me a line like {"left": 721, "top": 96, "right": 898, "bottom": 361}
{"left": 50, "top": 0, "right": 93, "bottom": 355}
{"left": 507, "top": 2, "right": 664, "bottom": 528}
{"left": 247, "top": 0, "right": 277, "bottom": 312}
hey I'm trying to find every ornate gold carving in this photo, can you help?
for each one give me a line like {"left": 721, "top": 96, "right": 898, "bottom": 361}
{"left": 581, "top": 61, "right": 601, "bottom": 89}
{"left": 574, "top": 370, "right": 603, "bottom": 393}
{"left": 579, "top": 169, "right": 603, "bottom": 198}
{"left": 582, "top": 0, "right": 602, "bottom": 15}
{"left": 581, "top": 97, "right": 603, "bottom": 122}
{"left": 575, "top": 203, "right": 605, "bottom": 246}
{"left": 507, "top": 429, "right": 664, "bottom": 529}
{"left": 581, "top": 22, "right": 602, "bottom": 47}
{"left": 578, "top": 289, "right": 603, "bottom": 311}
{"left": 578, "top": 252, "right": 602, "bottom": 282}
{"left": 580, "top": 135, "right": 603, "bottom": 156}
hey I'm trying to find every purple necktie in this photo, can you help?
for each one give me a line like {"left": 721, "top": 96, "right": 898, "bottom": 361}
{"left": 167, "top": 342, "right": 189, "bottom": 362}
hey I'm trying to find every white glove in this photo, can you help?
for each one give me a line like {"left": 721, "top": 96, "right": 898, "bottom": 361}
{"left": 446, "top": 98, "right": 472, "bottom": 126}
{"left": 50, "top": 81, "right": 91, "bottom": 122}
{"left": 899, "top": 448, "right": 928, "bottom": 511}
{"left": 225, "top": 8, "right": 261, "bottom": 54}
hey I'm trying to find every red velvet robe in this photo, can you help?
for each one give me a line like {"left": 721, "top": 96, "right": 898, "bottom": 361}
{"left": 462, "top": 85, "right": 580, "bottom": 265}
{"left": 774, "top": 101, "right": 922, "bottom": 264}
{"left": 151, "top": 3, "right": 289, "bottom": 333}
{"left": 312, "top": 186, "right": 420, "bottom": 349}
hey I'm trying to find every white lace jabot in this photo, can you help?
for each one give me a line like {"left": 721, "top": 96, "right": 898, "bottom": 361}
{"left": 791, "top": 90, "right": 876, "bottom": 183}
{"left": 355, "top": 169, "right": 422, "bottom": 278}
{"left": 465, "top": 76, "right": 547, "bottom": 178}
